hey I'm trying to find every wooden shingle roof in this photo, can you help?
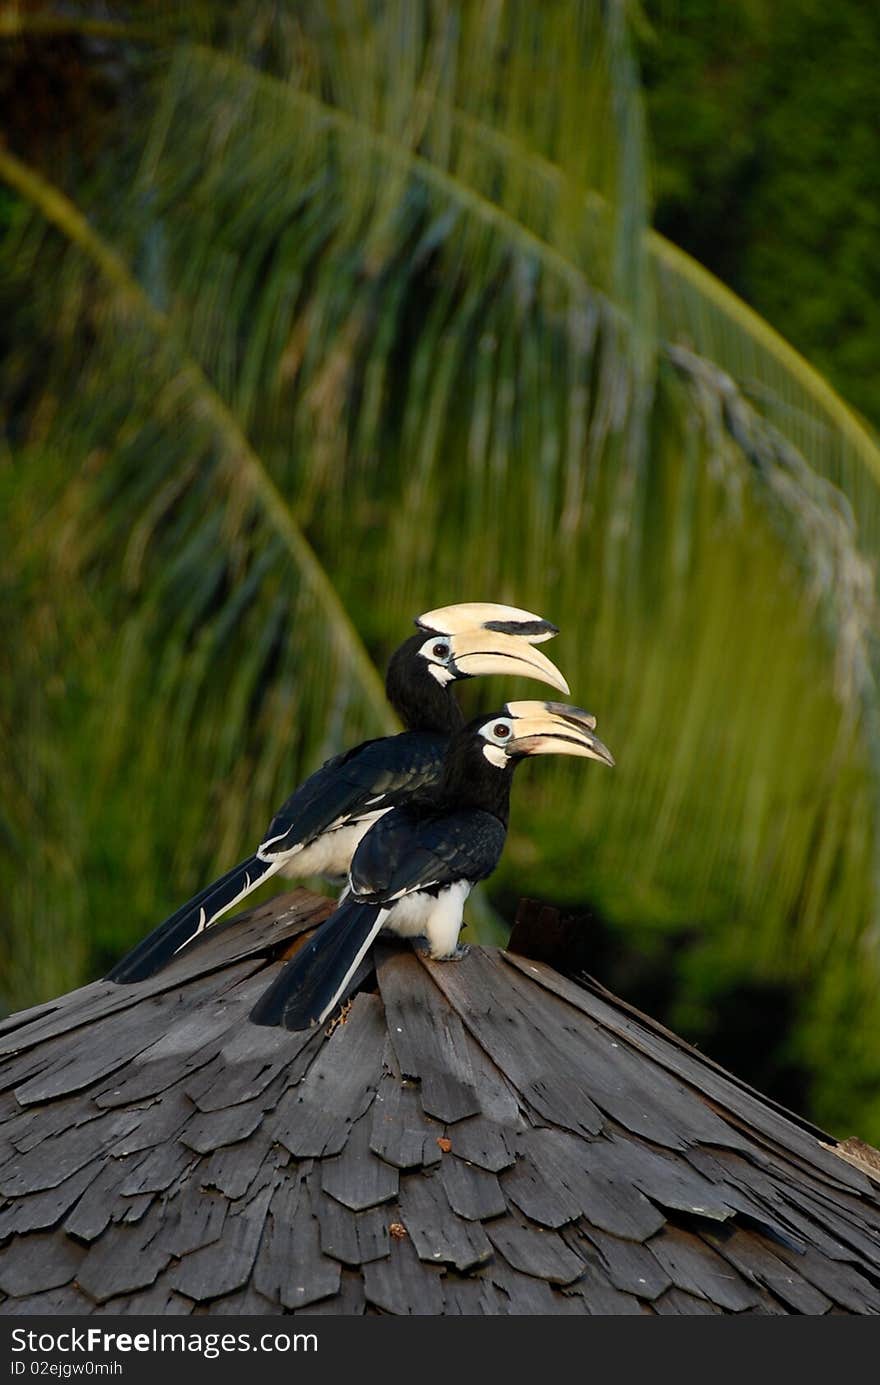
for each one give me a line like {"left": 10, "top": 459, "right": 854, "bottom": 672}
{"left": 0, "top": 888, "right": 879, "bottom": 1316}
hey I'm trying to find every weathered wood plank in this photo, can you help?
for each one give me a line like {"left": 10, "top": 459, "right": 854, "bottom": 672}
{"left": 0, "top": 1284, "right": 95, "bottom": 1315}
{"left": 4, "top": 965, "right": 258, "bottom": 1094}
{"left": 179, "top": 1082, "right": 280, "bottom": 1156}
{"left": 574, "top": 1224, "right": 671, "bottom": 1301}
{"left": 486, "top": 1215, "right": 585, "bottom": 1285}
{"left": 483, "top": 1264, "right": 580, "bottom": 1315}
{"left": 272, "top": 994, "right": 384, "bottom": 1159}
{"left": 0, "top": 1158, "right": 106, "bottom": 1238}
{"left": 441, "top": 1116, "right": 516, "bottom": 1173}
{"left": 424, "top": 950, "right": 605, "bottom": 1137}
{"left": 93, "top": 1051, "right": 219, "bottom": 1109}
{"left": 439, "top": 1155, "right": 507, "bottom": 1222}
{"left": 154, "top": 1185, "right": 229, "bottom": 1259}
{"left": 772, "top": 1241, "right": 880, "bottom": 1314}
{"left": 0, "top": 1231, "right": 85, "bottom": 1297}
{"left": 93, "top": 1285, "right": 195, "bottom": 1316}
{"left": 561, "top": 1264, "right": 647, "bottom": 1315}
{"left": 647, "top": 1226, "right": 763, "bottom": 1312}
{"left": 590, "top": 1133, "right": 745, "bottom": 1224}
{"left": 64, "top": 1155, "right": 154, "bottom": 1242}
{"left": 770, "top": 1180, "right": 880, "bottom": 1267}
{"left": 652, "top": 1287, "right": 725, "bottom": 1315}
{"left": 320, "top": 1111, "right": 399, "bottom": 1211}
{"left": 194, "top": 1284, "right": 284, "bottom": 1316}
{"left": 251, "top": 1171, "right": 341, "bottom": 1311}
{"left": 376, "top": 948, "right": 482, "bottom": 1123}
{"left": 699, "top": 1224, "right": 831, "bottom": 1315}
{"left": 0, "top": 1111, "right": 143, "bottom": 1197}
{"left": 171, "top": 1181, "right": 273, "bottom": 1302}
{"left": 4, "top": 1097, "right": 100, "bottom": 1154}
{"left": 75, "top": 1211, "right": 172, "bottom": 1303}
{"left": 118, "top": 1139, "right": 199, "bottom": 1197}
{"left": 503, "top": 1147, "right": 584, "bottom": 1228}
{"left": 315, "top": 1187, "right": 391, "bottom": 1267}
{"left": 439, "top": 1270, "right": 511, "bottom": 1315}
{"left": 506, "top": 1128, "right": 666, "bottom": 1241}
{"left": 294, "top": 1268, "right": 365, "bottom": 1316}
{"left": 398, "top": 1170, "right": 493, "bottom": 1272}
{"left": 110, "top": 1087, "right": 193, "bottom": 1157}
{"left": 362, "top": 1233, "right": 445, "bottom": 1315}
{"left": 188, "top": 1024, "right": 322, "bottom": 1112}
{"left": 369, "top": 1069, "right": 444, "bottom": 1171}
{"left": 197, "top": 1128, "right": 277, "bottom": 1202}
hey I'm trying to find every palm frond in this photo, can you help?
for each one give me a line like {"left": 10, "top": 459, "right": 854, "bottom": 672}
{"left": 0, "top": 146, "right": 394, "bottom": 732}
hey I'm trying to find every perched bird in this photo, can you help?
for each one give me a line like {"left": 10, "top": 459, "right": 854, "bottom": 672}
{"left": 250, "top": 700, "right": 614, "bottom": 1030}
{"left": 106, "top": 604, "right": 570, "bottom": 983}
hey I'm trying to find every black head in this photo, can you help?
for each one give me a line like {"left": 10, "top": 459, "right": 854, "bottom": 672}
{"left": 384, "top": 604, "right": 569, "bottom": 733}
{"left": 435, "top": 701, "right": 614, "bottom": 820}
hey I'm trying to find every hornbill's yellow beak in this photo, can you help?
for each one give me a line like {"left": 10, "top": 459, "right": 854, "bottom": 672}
{"left": 415, "top": 602, "right": 569, "bottom": 694}
{"left": 503, "top": 700, "right": 615, "bottom": 766}
{"left": 445, "top": 631, "right": 570, "bottom": 695}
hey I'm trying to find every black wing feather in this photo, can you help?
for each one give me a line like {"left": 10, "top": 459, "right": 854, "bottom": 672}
{"left": 249, "top": 899, "right": 383, "bottom": 1030}
{"left": 350, "top": 808, "right": 507, "bottom": 902}
{"left": 258, "top": 731, "right": 446, "bottom": 857}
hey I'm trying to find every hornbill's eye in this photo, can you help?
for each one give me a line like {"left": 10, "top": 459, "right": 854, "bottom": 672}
{"left": 493, "top": 723, "right": 511, "bottom": 739}
{"left": 433, "top": 642, "right": 450, "bottom": 660}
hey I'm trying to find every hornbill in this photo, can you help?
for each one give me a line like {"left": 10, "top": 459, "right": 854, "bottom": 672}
{"left": 250, "top": 700, "right": 614, "bottom": 1030}
{"left": 106, "top": 604, "right": 570, "bottom": 983}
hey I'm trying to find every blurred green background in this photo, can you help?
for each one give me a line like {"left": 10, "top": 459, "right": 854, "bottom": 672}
{"left": 3, "top": 1, "right": 880, "bottom": 1139}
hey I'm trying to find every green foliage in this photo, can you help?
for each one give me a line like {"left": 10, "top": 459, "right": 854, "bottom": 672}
{"left": 641, "top": 0, "right": 880, "bottom": 426}
{"left": 2, "top": 1, "right": 880, "bottom": 1137}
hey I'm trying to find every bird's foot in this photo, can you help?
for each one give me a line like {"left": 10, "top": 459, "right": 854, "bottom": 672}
{"left": 445, "top": 943, "right": 470, "bottom": 962}
{"left": 415, "top": 940, "right": 470, "bottom": 962}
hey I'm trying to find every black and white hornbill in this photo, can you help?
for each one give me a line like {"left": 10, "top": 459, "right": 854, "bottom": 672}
{"left": 106, "top": 605, "right": 570, "bottom": 984}
{"left": 250, "top": 700, "right": 614, "bottom": 1030}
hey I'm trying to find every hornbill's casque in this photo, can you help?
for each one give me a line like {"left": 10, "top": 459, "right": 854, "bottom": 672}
{"left": 106, "top": 604, "right": 570, "bottom": 984}
{"left": 250, "top": 700, "right": 614, "bottom": 1030}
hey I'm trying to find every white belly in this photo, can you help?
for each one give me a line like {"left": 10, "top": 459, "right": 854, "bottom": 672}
{"left": 383, "top": 880, "right": 471, "bottom": 958}
{"left": 261, "top": 812, "right": 388, "bottom": 880}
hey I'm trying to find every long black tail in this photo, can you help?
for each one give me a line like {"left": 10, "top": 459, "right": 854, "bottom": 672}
{"left": 106, "top": 854, "right": 279, "bottom": 983}
{"left": 250, "top": 898, "right": 385, "bottom": 1030}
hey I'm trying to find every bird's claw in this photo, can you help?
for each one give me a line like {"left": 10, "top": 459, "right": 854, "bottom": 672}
{"left": 415, "top": 940, "right": 470, "bottom": 962}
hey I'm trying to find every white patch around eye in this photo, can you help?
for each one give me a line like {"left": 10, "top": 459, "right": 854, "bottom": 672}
{"left": 482, "top": 743, "right": 508, "bottom": 768}
{"left": 419, "top": 635, "right": 451, "bottom": 660}
{"left": 429, "top": 664, "right": 455, "bottom": 685}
